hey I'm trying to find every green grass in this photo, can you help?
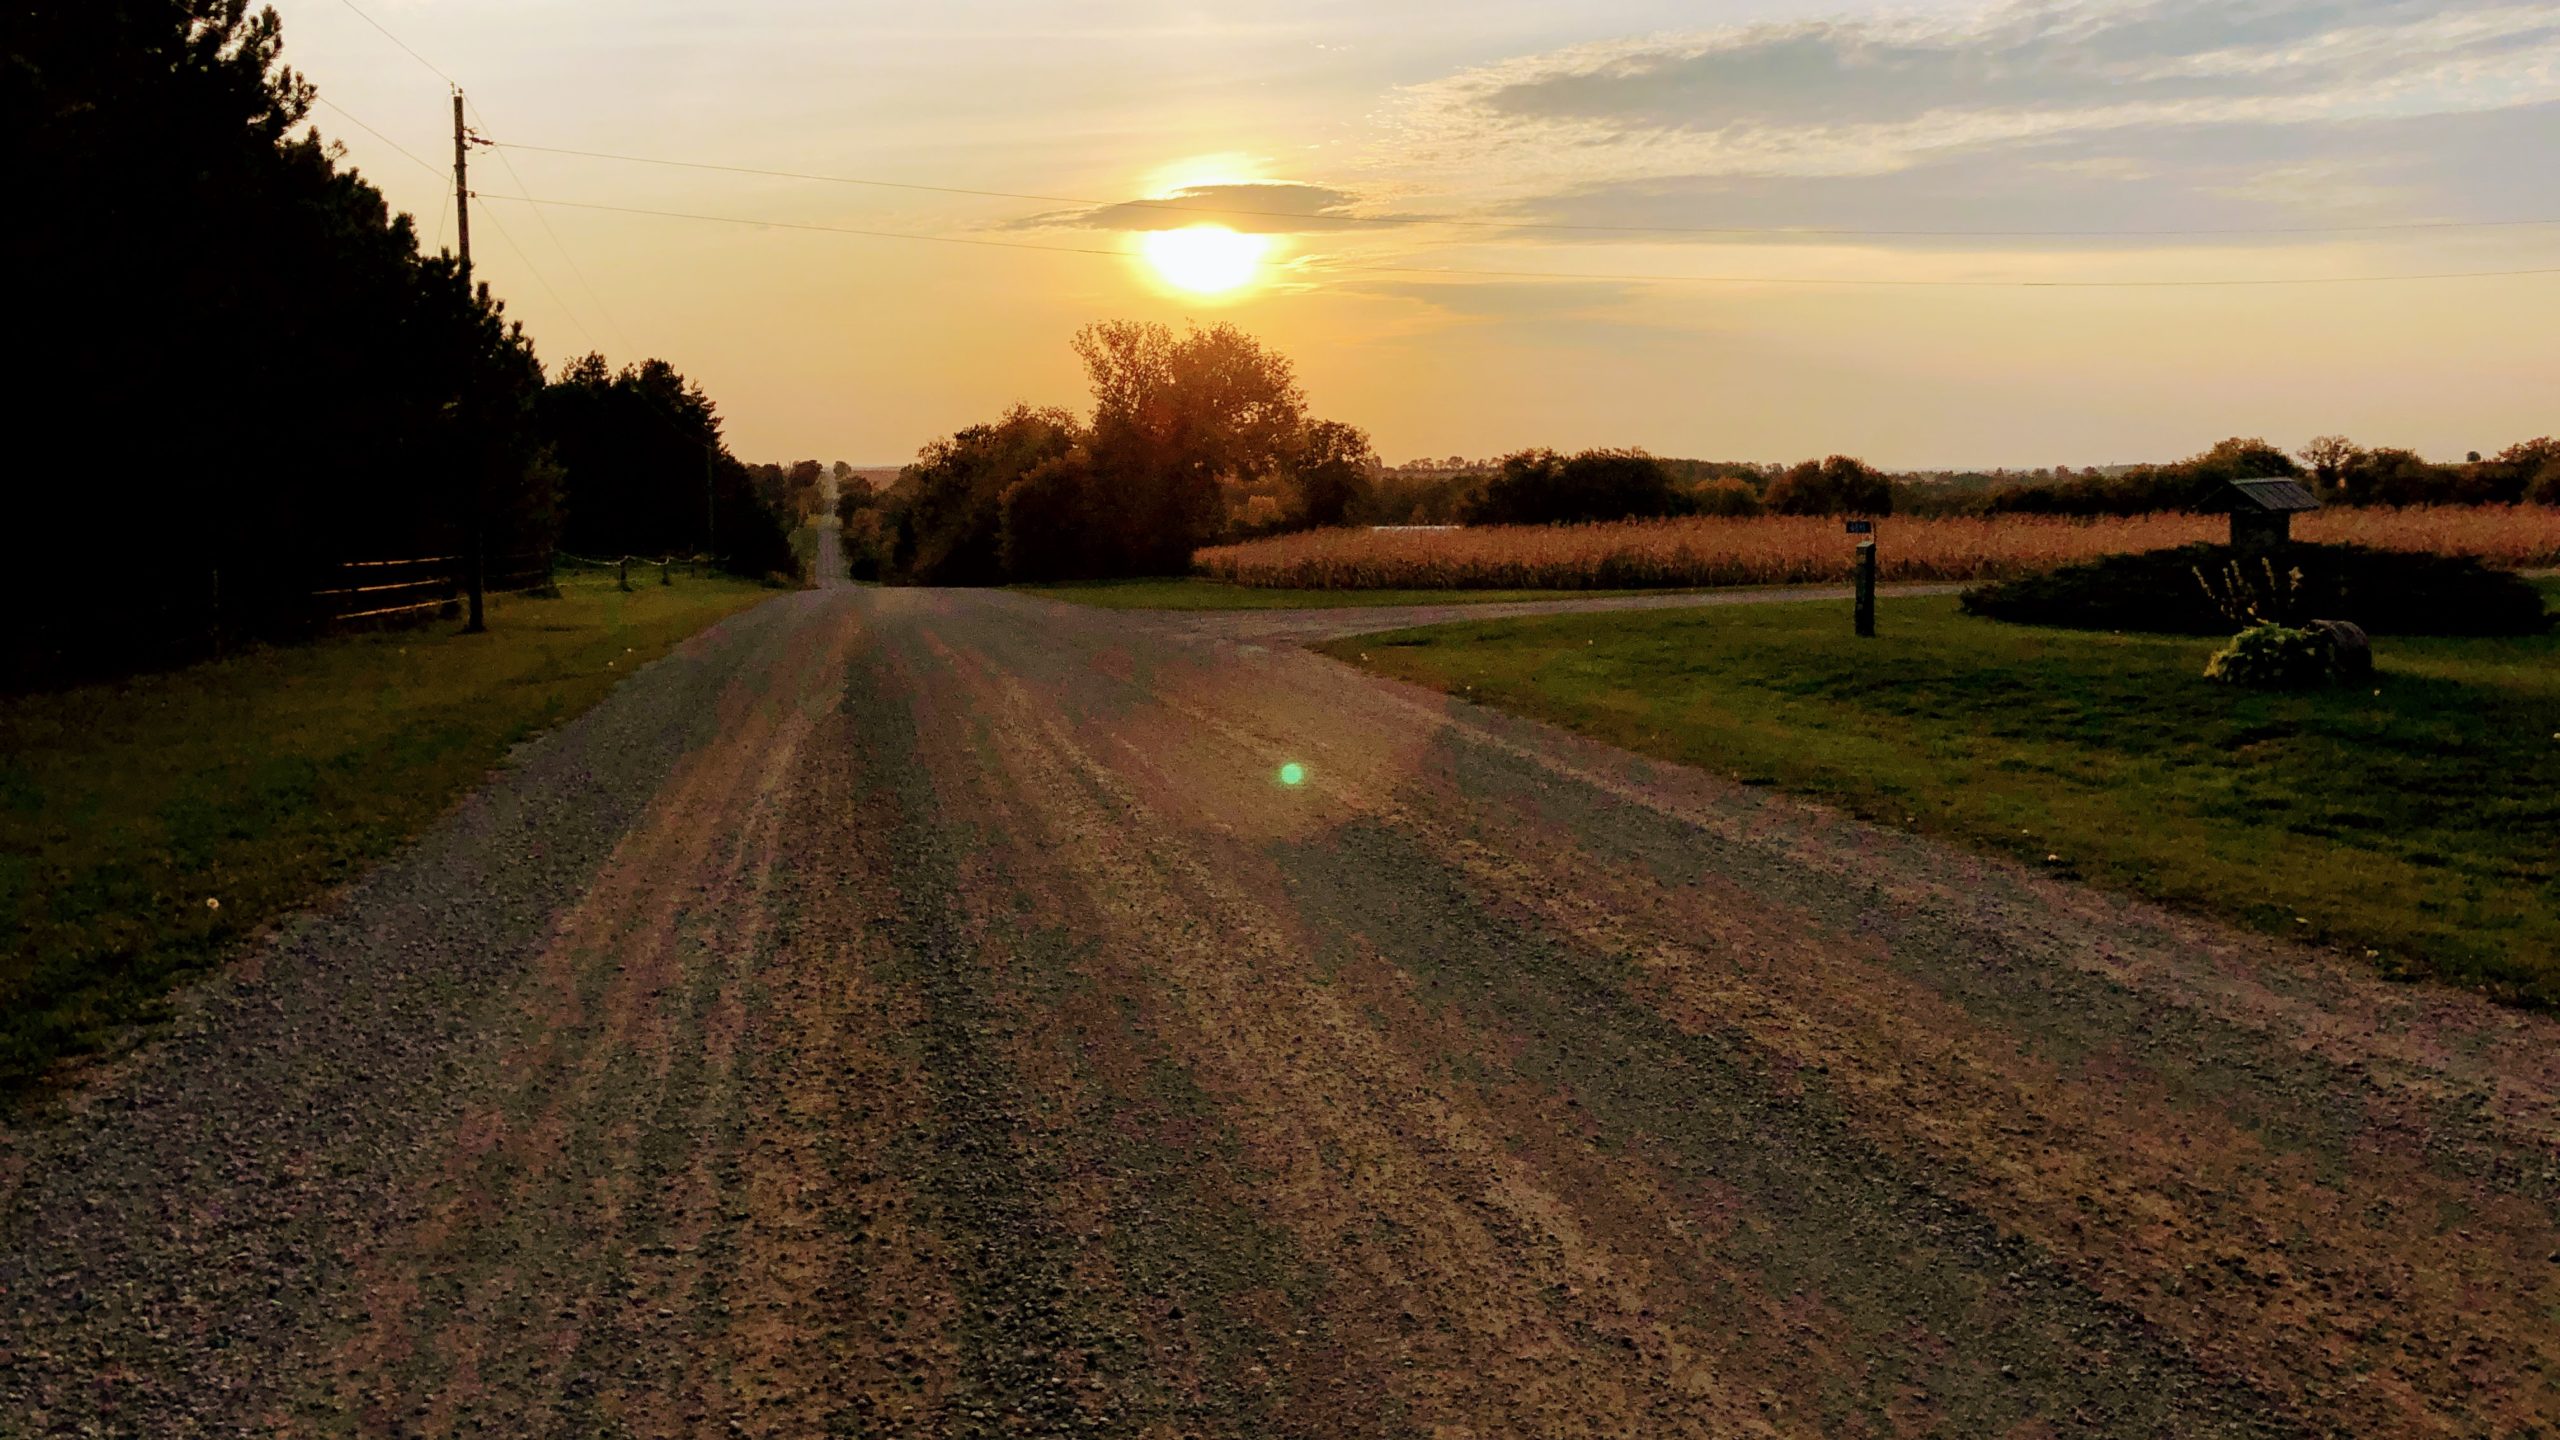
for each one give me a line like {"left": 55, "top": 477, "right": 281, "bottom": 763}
{"left": 789, "top": 521, "right": 831, "bottom": 581}
{"left": 1022, "top": 577, "right": 1709, "bottom": 611}
{"left": 0, "top": 571, "right": 776, "bottom": 1094}
{"left": 1326, "top": 584, "right": 2560, "bottom": 1003}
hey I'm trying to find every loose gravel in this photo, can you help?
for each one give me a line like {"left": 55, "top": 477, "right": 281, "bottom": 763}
{"left": 3, "top": 574, "right": 2554, "bottom": 1437}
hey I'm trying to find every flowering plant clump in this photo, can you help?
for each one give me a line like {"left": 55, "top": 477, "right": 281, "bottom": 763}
{"left": 2203, "top": 623, "right": 2338, "bottom": 689}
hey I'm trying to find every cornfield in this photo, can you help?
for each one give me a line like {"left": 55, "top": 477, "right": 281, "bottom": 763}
{"left": 1194, "top": 507, "right": 2560, "bottom": 591}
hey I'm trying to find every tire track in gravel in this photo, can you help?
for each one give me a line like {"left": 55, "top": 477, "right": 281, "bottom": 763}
{"left": 6, "top": 581, "right": 2556, "bottom": 1437}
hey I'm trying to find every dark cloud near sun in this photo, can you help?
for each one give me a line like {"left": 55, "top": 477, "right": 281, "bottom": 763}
{"left": 1021, "top": 181, "right": 1420, "bottom": 235}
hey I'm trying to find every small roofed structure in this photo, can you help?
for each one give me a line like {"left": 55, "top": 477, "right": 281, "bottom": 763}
{"left": 2226, "top": 476, "right": 2321, "bottom": 552}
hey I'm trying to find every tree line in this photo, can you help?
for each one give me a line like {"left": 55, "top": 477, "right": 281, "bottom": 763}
{"left": 839, "top": 322, "right": 1376, "bottom": 584}
{"left": 1366, "top": 438, "right": 2559, "bottom": 528}
{"left": 4, "top": 2, "right": 796, "bottom": 688}
{"left": 850, "top": 310, "right": 2556, "bottom": 588}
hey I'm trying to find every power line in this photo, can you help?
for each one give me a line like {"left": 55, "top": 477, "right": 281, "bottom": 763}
{"left": 335, "top": 0, "right": 460, "bottom": 88}
{"left": 474, "top": 191, "right": 2560, "bottom": 289}
{"left": 477, "top": 193, "right": 1127, "bottom": 257}
{"left": 485, "top": 139, "right": 2560, "bottom": 240}
{"left": 467, "top": 99, "right": 636, "bottom": 356}
{"left": 312, "top": 96, "right": 447, "bottom": 182}
{"left": 319, "top": 5, "right": 623, "bottom": 354}
{"left": 472, "top": 198, "right": 600, "bottom": 349}
{"left": 313, "top": 96, "right": 596, "bottom": 339}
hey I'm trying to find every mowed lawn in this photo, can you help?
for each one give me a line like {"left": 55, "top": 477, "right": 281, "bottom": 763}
{"left": 0, "top": 572, "right": 776, "bottom": 1094}
{"left": 1328, "top": 583, "right": 2560, "bottom": 1003}
{"left": 1023, "top": 577, "right": 1708, "bottom": 610}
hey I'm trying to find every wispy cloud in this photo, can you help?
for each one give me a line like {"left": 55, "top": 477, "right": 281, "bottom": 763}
{"left": 1383, "top": 0, "right": 2560, "bottom": 196}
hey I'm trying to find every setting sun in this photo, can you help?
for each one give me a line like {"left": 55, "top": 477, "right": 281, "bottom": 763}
{"left": 1139, "top": 225, "right": 1267, "bottom": 295}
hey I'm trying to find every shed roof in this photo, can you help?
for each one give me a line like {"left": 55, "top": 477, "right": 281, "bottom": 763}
{"left": 2228, "top": 477, "right": 2322, "bottom": 513}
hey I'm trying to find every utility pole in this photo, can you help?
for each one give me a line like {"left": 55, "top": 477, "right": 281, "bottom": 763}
{"left": 705, "top": 444, "right": 717, "bottom": 562}
{"left": 451, "top": 92, "right": 472, "bottom": 281}
{"left": 453, "top": 91, "right": 486, "bottom": 634}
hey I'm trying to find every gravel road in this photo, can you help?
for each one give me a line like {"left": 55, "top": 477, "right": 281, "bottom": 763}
{"left": 4, "top": 577, "right": 2555, "bottom": 1437}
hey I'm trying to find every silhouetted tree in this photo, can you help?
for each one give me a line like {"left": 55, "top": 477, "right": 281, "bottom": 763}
{"left": 533, "top": 355, "right": 791, "bottom": 576}
{"left": 1464, "top": 449, "right": 1683, "bottom": 526}
{"left": 1287, "top": 419, "right": 1378, "bottom": 528}
{"left": 1766, "top": 456, "right": 1893, "bottom": 516}
{"left": 890, "top": 406, "right": 1081, "bottom": 585}
{"left": 1074, "top": 320, "right": 1309, "bottom": 572}
{"left": 2300, "top": 435, "right": 2363, "bottom": 495}
{"left": 6, "top": 0, "right": 556, "bottom": 684}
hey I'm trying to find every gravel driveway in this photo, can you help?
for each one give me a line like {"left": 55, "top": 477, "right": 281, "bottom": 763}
{"left": 4, "top": 577, "right": 2554, "bottom": 1437}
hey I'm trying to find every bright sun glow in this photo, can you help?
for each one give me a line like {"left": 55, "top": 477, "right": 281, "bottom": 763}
{"left": 1141, "top": 225, "right": 1267, "bottom": 295}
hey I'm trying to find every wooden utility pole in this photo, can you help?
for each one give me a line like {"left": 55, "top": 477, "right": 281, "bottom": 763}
{"left": 451, "top": 92, "right": 472, "bottom": 281}
{"left": 453, "top": 91, "right": 486, "bottom": 634}
{"left": 1853, "top": 539, "right": 1878, "bottom": 638}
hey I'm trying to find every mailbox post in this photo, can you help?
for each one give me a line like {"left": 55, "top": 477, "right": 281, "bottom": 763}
{"left": 1847, "top": 520, "right": 1877, "bottom": 637}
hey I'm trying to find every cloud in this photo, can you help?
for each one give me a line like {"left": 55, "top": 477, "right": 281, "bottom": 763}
{"left": 1022, "top": 181, "right": 1419, "bottom": 234}
{"left": 1384, "top": 0, "right": 2560, "bottom": 192}
{"left": 1471, "top": 100, "right": 2560, "bottom": 245}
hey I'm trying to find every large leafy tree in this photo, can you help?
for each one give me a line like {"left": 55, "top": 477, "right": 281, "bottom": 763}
{"left": 1765, "top": 455, "right": 1894, "bottom": 517}
{"left": 1074, "top": 321, "right": 1308, "bottom": 573}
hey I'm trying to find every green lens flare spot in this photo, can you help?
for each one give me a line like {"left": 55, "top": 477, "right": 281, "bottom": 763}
{"left": 1278, "top": 762, "right": 1307, "bottom": 787}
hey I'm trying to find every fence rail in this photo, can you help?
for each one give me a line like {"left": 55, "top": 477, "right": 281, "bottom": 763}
{"left": 314, "top": 552, "right": 555, "bottom": 627}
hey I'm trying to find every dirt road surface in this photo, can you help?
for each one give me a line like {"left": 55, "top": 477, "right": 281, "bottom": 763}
{"left": 5, "top": 575, "right": 2556, "bottom": 1437}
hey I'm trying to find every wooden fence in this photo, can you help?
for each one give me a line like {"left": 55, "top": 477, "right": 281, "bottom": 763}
{"left": 312, "top": 552, "right": 552, "bottom": 627}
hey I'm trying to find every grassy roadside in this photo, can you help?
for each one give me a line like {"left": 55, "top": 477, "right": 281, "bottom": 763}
{"left": 789, "top": 520, "right": 832, "bottom": 581}
{"left": 0, "top": 571, "right": 776, "bottom": 1094}
{"left": 1020, "top": 577, "right": 1710, "bottom": 611}
{"left": 1326, "top": 584, "right": 2560, "bottom": 1003}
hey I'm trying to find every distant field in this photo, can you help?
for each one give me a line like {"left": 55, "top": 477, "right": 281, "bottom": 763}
{"left": 1022, "top": 578, "right": 1708, "bottom": 610}
{"left": 0, "top": 571, "right": 775, "bottom": 1094}
{"left": 1202, "top": 506, "right": 2560, "bottom": 590}
{"left": 1330, "top": 583, "right": 2560, "bottom": 1003}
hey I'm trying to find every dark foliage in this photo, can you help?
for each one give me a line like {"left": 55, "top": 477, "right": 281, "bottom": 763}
{"left": 1766, "top": 456, "right": 1893, "bottom": 516}
{"left": 1955, "top": 436, "right": 2560, "bottom": 517}
{"left": 877, "top": 324, "right": 1373, "bottom": 584}
{"left": 1960, "top": 543, "right": 2552, "bottom": 637}
{"left": 998, "top": 451, "right": 1103, "bottom": 583}
{"left": 536, "top": 355, "right": 792, "bottom": 578}
{"left": 1686, "top": 479, "right": 1767, "bottom": 518}
{"left": 1289, "top": 419, "right": 1378, "bottom": 529}
{"left": 836, "top": 483, "right": 888, "bottom": 582}
{"left": 1462, "top": 449, "right": 1683, "bottom": 526}
{"left": 889, "top": 407, "right": 1081, "bottom": 585}
{"left": 1981, "top": 438, "right": 2300, "bottom": 517}
{"left": 1361, "top": 470, "right": 1484, "bottom": 526}
{"left": 3, "top": 1, "right": 566, "bottom": 686}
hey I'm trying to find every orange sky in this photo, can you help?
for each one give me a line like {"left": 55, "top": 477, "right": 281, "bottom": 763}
{"left": 282, "top": 0, "right": 2560, "bottom": 469}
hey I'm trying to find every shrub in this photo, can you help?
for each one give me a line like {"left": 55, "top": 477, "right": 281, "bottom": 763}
{"left": 998, "top": 451, "right": 1100, "bottom": 583}
{"left": 1960, "top": 542, "right": 2551, "bottom": 637}
{"left": 1687, "top": 478, "right": 1766, "bottom": 518}
{"left": 2204, "top": 623, "right": 2338, "bottom": 689}
{"left": 1463, "top": 448, "right": 1683, "bottom": 527}
{"left": 1766, "top": 455, "right": 1892, "bottom": 516}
